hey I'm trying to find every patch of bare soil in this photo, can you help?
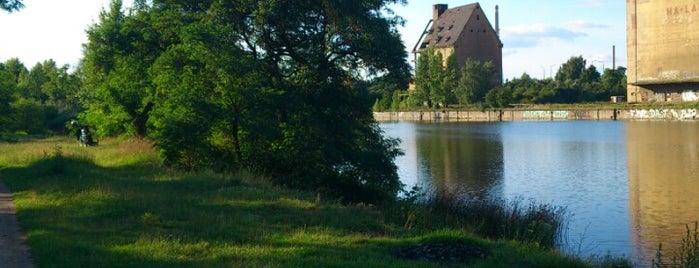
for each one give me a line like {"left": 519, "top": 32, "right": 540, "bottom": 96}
{"left": 0, "top": 180, "right": 34, "bottom": 268}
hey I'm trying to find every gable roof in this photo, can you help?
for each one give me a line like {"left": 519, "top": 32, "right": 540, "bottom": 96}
{"left": 416, "top": 3, "right": 500, "bottom": 51}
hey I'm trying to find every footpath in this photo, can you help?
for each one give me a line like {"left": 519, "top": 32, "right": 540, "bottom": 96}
{"left": 0, "top": 178, "right": 34, "bottom": 268}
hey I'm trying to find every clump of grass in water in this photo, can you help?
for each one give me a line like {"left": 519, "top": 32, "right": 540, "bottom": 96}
{"left": 653, "top": 222, "right": 699, "bottom": 268}
{"left": 394, "top": 189, "right": 567, "bottom": 249}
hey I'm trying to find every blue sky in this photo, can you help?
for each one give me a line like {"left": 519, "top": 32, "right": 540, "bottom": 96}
{"left": 0, "top": 0, "right": 626, "bottom": 81}
{"left": 392, "top": 0, "right": 627, "bottom": 80}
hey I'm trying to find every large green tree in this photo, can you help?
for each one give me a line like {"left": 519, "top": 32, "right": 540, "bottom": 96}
{"left": 82, "top": 0, "right": 410, "bottom": 204}
{"left": 454, "top": 59, "right": 495, "bottom": 105}
{"left": 411, "top": 47, "right": 458, "bottom": 108}
{"left": 81, "top": 0, "right": 166, "bottom": 137}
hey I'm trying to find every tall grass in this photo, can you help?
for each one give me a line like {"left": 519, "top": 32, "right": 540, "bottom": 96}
{"left": 391, "top": 190, "right": 567, "bottom": 249}
{"left": 653, "top": 222, "right": 699, "bottom": 268}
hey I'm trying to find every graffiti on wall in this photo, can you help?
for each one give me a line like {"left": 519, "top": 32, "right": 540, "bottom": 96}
{"left": 522, "top": 111, "right": 569, "bottom": 120}
{"left": 682, "top": 91, "right": 699, "bottom": 102}
{"left": 630, "top": 109, "right": 697, "bottom": 120}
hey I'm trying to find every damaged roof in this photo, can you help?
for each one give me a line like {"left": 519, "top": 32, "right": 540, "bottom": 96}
{"left": 417, "top": 3, "right": 495, "bottom": 50}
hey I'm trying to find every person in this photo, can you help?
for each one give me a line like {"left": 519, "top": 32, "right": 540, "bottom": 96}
{"left": 69, "top": 120, "right": 97, "bottom": 146}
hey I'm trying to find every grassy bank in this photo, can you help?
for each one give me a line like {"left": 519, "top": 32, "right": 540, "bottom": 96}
{"left": 1, "top": 137, "right": 616, "bottom": 267}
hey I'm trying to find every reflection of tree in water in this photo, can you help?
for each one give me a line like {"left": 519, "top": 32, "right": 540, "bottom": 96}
{"left": 416, "top": 123, "right": 504, "bottom": 201}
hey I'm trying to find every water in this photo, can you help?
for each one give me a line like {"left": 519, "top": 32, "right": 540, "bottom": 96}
{"left": 380, "top": 120, "right": 699, "bottom": 264}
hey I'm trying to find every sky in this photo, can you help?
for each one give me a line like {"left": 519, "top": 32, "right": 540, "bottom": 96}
{"left": 0, "top": 0, "right": 626, "bottom": 81}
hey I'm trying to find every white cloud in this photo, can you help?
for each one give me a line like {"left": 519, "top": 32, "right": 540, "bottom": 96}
{"left": 564, "top": 20, "right": 609, "bottom": 29}
{"left": 500, "top": 23, "right": 587, "bottom": 48}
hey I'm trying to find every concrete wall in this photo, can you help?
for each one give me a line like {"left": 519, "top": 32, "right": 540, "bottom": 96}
{"left": 374, "top": 108, "right": 699, "bottom": 121}
{"left": 627, "top": 0, "right": 699, "bottom": 103}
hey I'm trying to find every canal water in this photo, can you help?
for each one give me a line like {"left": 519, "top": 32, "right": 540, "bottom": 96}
{"left": 380, "top": 120, "right": 699, "bottom": 264}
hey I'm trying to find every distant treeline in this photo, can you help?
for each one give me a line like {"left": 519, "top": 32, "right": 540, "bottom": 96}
{"left": 371, "top": 54, "right": 627, "bottom": 111}
{"left": 0, "top": 58, "right": 82, "bottom": 135}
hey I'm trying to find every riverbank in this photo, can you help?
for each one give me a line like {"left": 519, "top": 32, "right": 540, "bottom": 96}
{"left": 374, "top": 107, "right": 698, "bottom": 121}
{"left": 0, "top": 138, "right": 631, "bottom": 267}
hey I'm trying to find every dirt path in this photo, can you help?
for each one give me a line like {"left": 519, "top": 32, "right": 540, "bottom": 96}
{"left": 0, "top": 179, "right": 34, "bottom": 268}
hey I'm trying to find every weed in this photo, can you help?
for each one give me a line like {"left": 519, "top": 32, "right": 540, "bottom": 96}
{"left": 653, "top": 222, "right": 699, "bottom": 268}
{"left": 390, "top": 192, "right": 567, "bottom": 249}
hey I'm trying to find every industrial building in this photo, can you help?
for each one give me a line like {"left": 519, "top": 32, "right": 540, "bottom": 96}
{"left": 413, "top": 3, "right": 503, "bottom": 87}
{"left": 627, "top": 0, "right": 699, "bottom": 103}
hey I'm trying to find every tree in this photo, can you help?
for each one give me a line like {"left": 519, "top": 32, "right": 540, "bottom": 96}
{"left": 412, "top": 46, "right": 434, "bottom": 107}
{"left": 0, "top": 67, "right": 16, "bottom": 133}
{"left": 454, "top": 59, "right": 495, "bottom": 105}
{"left": 412, "top": 47, "right": 459, "bottom": 108}
{"left": 0, "top": 0, "right": 23, "bottom": 12}
{"left": 134, "top": 0, "right": 408, "bottom": 204}
{"left": 81, "top": 0, "right": 163, "bottom": 137}
{"left": 555, "top": 56, "right": 586, "bottom": 84}
{"left": 601, "top": 67, "right": 627, "bottom": 97}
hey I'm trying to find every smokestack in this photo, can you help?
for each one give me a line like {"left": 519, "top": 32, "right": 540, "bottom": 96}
{"left": 433, "top": 4, "right": 448, "bottom": 20}
{"left": 495, "top": 5, "right": 500, "bottom": 35}
{"left": 612, "top": 45, "right": 616, "bottom": 69}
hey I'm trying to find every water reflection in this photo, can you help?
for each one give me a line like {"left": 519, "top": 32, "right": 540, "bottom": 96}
{"left": 381, "top": 122, "right": 504, "bottom": 200}
{"left": 381, "top": 120, "right": 699, "bottom": 264}
{"left": 415, "top": 122, "right": 504, "bottom": 200}
{"left": 627, "top": 121, "right": 699, "bottom": 262}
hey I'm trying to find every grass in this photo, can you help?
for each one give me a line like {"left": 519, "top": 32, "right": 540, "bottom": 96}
{"left": 1, "top": 137, "right": 614, "bottom": 267}
{"left": 653, "top": 222, "right": 699, "bottom": 268}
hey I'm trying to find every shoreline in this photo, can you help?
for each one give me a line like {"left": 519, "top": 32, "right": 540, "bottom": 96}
{"left": 374, "top": 107, "right": 698, "bottom": 122}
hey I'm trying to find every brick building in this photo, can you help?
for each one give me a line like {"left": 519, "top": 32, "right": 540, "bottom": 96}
{"left": 412, "top": 3, "right": 503, "bottom": 87}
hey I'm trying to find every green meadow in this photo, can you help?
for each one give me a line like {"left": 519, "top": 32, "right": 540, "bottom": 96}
{"left": 1, "top": 137, "right": 627, "bottom": 267}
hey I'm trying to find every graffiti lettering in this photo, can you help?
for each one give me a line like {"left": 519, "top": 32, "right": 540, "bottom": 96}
{"left": 682, "top": 91, "right": 699, "bottom": 102}
{"left": 522, "top": 111, "right": 569, "bottom": 120}
{"left": 667, "top": 4, "right": 699, "bottom": 16}
{"left": 630, "top": 109, "right": 697, "bottom": 120}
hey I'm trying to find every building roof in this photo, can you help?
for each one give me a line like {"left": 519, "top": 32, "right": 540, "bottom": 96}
{"left": 416, "top": 3, "right": 498, "bottom": 51}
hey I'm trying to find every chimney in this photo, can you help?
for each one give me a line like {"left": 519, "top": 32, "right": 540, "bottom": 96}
{"left": 612, "top": 45, "right": 616, "bottom": 69}
{"left": 495, "top": 5, "right": 500, "bottom": 35}
{"left": 433, "top": 4, "right": 448, "bottom": 20}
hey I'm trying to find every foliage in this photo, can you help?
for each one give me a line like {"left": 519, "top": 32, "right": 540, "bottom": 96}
{"left": 412, "top": 48, "right": 496, "bottom": 108}
{"left": 0, "top": 65, "right": 16, "bottom": 132}
{"left": 455, "top": 59, "right": 495, "bottom": 105}
{"left": 653, "top": 222, "right": 699, "bottom": 268}
{"left": 488, "top": 56, "right": 628, "bottom": 107}
{"left": 81, "top": 0, "right": 162, "bottom": 137}
{"left": 0, "top": 58, "right": 82, "bottom": 136}
{"left": 76, "top": 0, "right": 411, "bottom": 204}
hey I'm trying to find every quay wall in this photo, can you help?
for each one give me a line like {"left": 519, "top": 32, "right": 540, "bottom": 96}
{"left": 374, "top": 108, "right": 699, "bottom": 122}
